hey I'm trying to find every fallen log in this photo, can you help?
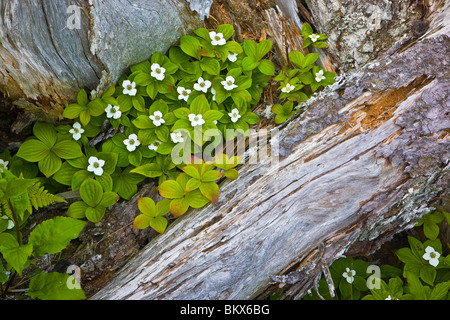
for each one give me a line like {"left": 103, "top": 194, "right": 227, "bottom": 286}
{"left": 91, "top": 3, "right": 449, "bottom": 300}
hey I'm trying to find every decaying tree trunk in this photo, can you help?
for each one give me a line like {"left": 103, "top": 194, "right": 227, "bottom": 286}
{"left": 91, "top": 2, "right": 449, "bottom": 300}
{"left": 0, "top": 0, "right": 205, "bottom": 124}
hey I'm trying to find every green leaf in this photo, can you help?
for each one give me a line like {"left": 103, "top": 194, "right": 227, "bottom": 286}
{"left": 216, "top": 24, "right": 234, "bottom": 39}
{"left": 87, "top": 99, "right": 106, "bottom": 117}
{"left": 79, "top": 179, "right": 103, "bottom": 207}
{"left": 199, "top": 181, "right": 220, "bottom": 203}
{"left": 406, "top": 272, "right": 426, "bottom": 300}
{"left": 85, "top": 206, "right": 105, "bottom": 223}
{"left": 201, "top": 170, "right": 223, "bottom": 182}
{"left": 33, "top": 122, "right": 57, "bottom": 148}
{"left": 420, "top": 265, "right": 436, "bottom": 286}
{"left": 52, "top": 140, "right": 83, "bottom": 160}
{"left": 71, "top": 170, "right": 92, "bottom": 191}
{"left": 149, "top": 216, "right": 168, "bottom": 234}
{"left": 0, "top": 233, "right": 33, "bottom": 276}
{"left": 138, "top": 197, "right": 157, "bottom": 217}
{"left": 258, "top": 59, "right": 275, "bottom": 75}
{"left": 17, "top": 140, "right": 50, "bottom": 162}
{"left": 77, "top": 89, "right": 89, "bottom": 106}
{"left": 185, "top": 189, "right": 210, "bottom": 208}
{"left": 169, "top": 197, "right": 190, "bottom": 217}
{"left": 53, "top": 162, "right": 80, "bottom": 185}
{"left": 180, "top": 35, "right": 201, "bottom": 59}
{"left": 429, "top": 281, "right": 450, "bottom": 300}
{"left": 96, "top": 152, "right": 118, "bottom": 175}
{"left": 242, "top": 56, "right": 260, "bottom": 71}
{"left": 99, "top": 191, "right": 119, "bottom": 208}
{"left": 131, "top": 163, "right": 163, "bottom": 178}
{"left": 243, "top": 39, "right": 257, "bottom": 58}
{"left": 185, "top": 177, "right": 201, "bottom": 192}
{"left": 256, "top": 39, "right": 272, "bottom": 60}
{"left": 200, "top": 57, "right": 221, "bottom": 75}
{"left": 28, "top": 272, "right": 86, "bottom": 300}
{"left": 158, "top": 180, "right": 184, "bottom": 199}
{"left": 67, "top": 201, "right": 89, "bottom": 219}
{"left": 190, "top": 94, "right": 210, "bottom": 115}
{"left": 133, "top": 214, "right": 151, "bottom": 230}
{"left": 63, "top": 104, "right": 84, "bottom": 119}
{"left": 28, "top": 217, "right": 86, "bottom": 257}
{"left": 181, "top": 165, "right": 201, "bottom": 179}
{"left": 39, "top": 152, "right": 62, "bottom": 178}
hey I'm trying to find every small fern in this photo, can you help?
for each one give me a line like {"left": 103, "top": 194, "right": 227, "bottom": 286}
{"left": 27, "top": 183, "right": 66, "bottom": 211}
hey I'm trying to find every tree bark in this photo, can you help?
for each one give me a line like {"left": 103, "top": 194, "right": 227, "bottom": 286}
{"left": 0, "top": 0, "right": 204, "bottom": 124}
{"left": 91, "top": 2, "right": 450, "bottom": 300}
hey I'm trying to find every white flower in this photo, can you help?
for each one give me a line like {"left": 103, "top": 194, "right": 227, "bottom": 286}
{"left": 423, "top": 246, "right": 440, "bottom": 267}
{"left": 171, "top": 132, "right": 184, "bottom": 144}
{"left": 281, "top": 83, "right": 295, "bottom": 93}
{"left": 69, "top": 122, "right": 85, "bottom": 141}
{"left": 188, "top": 114, "right": 205, "bottom": 127}
{"left": 194, "top": 77, "right": 212, "bottom": 93}
{"left": 177, "top": 87, "right": 191, "bottom": 102}
{"left": 148, "top": 140, "right": 162, "bottom": 151}
{"left": 209, "top": 31, "right": 226, "bottom": 46}
{"left": 1, "top": 216, "right": 14, "bottom": 230}
{"left": 309, "top": 33, "right": 320, "bottom": 42}
{"left": 123, "top": 134, "right": 141, "bottom": 152}
{"left": 105, "top": 104, "right": 122, "bottom": 119}
{"left": 87, "top": 156, "right": 105, "bottom": 177}
{"left": 211, "top": 87, "right": 216, "bottom": 101}
{"left": 151, "top": 63, "right": 166, "bottom": 81}
{"left": 342, "top": 268, "right": 356, "bottom": 284}
{"left": 228, "top": 52, "right": 238, "bottom": 62}
{"left": 221, "top": 76, "right": 238, "bottom": 91}
{"left": 0, "top": 159, "right": 9, "bottom": 173}
{"left": 149, "top": 111, "right": 165, "bottom": 127}
{"left": 228, "top": 108, "right": 241, "bottom": 123}
{"left": 122, "top": 80, "right": 137, "bottom": 96}
{"left": 315, "top": 70, "right": 326, "bottom": 82}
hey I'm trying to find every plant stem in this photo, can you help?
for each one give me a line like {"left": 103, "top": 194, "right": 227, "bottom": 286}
{"left": 7, "top": 199, "right": 22, "bottom": 245}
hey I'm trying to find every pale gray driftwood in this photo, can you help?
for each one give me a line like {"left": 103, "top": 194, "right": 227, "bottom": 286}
{"left": 0, "top": 0, "right": 205, "bottom": 120}
{"left": 91, "top": 4, "right": 449, "bottom": 300}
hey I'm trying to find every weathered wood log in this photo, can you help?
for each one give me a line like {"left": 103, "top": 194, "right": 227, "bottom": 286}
{"left": 91, "top": 3, "right": 449, "bottom": 300}
{"left": 0, "top": 0, "right": 205, "bottom": 123}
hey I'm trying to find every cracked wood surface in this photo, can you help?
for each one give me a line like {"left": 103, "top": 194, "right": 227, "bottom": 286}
{"left": 0, "top": 0, "right": 203, "bottom": 122}
{"left": 91, "top": 4, "right": 449, "bottom": 300}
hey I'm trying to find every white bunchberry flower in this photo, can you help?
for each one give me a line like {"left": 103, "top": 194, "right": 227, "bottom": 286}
{"left": 228, "top": 108, "right": 241, "bottom": 123}
{"left": 315, "top": 69, "right": 326, "bottom": 82}
{"left": 69, "top": 122, "right": 85, "bottom": 141}
{"left": 123, "top": 134, "right": 141, "bottom": 152}
{"left": 87, "top": 156, "right": 105, "bottom": 177}
{"left": 209, "top": 31, "right": 226, "bottom": 46}
{"left": 151, "top": 63, "right": 166, "bottom": 81}
{"left": 105, "top": 104, "right": 122, "bottom": 119}
{"left": 122, "top": 80, "right": 137, "bottom": 96}
{"left": 211, "top": 87, "right": 216, "bottom": 101}
{"left": 221, "top": 76, "right": 238, "bottom": 91}
{"left": 148, "top": 140, "right": 162, "bottom": 151}
{"left": 171, "top": 132, "right": 184, "bottom": 144}
{"left": 1, "top": 216, "right": 14, "bottom": 230}
{"left": 342, "top": 268, "right": 356, "bottom": 284}
{"left": 423, "top": 246, "right": 440, "bottom": 267}
{"left": 281, "top": 83, "right": 295, "bottom": 93}
{"left": 0, "top": 159, "right": 9, "bottom": 173}
{"left": 309, "top": 33, "right": 320, "bottom": 42}
{"left": 228, "top": 52, "right": 238, "bottom": 62}
{"left": 149, "top": 111, "right": 165, "bottom": 127}
{"left": 177, "top": 87, "right": 191, "bottom": 102}
{"left": 188, "top": 114, "right": 205, "bottom": 127}
{"left": 194, "top": 77, "right": 212, "bottom": 93}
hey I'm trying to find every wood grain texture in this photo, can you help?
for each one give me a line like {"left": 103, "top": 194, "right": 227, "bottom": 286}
{"left": 91, "top": 4, "right": 449, "bottom": 300}
{"left": 0, "top": 0, "right": 203, "bottom": 120}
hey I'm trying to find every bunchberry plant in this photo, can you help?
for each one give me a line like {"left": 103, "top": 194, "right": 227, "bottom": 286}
{"left": 301, "top": 210, "right": 450, "bottom": 300}
{"left": 6, "top": 23, "right": 336, "bottom": 299}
